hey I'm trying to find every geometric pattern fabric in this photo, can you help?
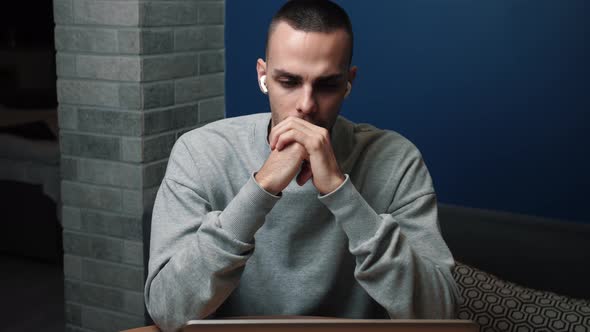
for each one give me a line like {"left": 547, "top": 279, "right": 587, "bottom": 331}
{"left": 454, "top": 262, "right": 590, "bottom": 332}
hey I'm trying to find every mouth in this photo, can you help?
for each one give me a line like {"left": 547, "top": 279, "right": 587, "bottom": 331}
{"left": 298, "top": 116, "right": 326, "bottom": 129}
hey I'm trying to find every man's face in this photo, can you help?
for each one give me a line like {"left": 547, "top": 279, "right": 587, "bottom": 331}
{"left": 257, "top": 21, "right": 356, "bottom": 131}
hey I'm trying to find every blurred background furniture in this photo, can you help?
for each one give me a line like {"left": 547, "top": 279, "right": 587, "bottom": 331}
{"left": 439, "top": 204, "right": 590, "bottom": 331}
{"left": 0, "top": 107, "right": 61, "bottom": 261}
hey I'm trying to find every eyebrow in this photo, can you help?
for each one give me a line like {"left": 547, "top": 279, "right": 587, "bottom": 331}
{"left": 272, "top": 69, "right": 345, "bottom": 82}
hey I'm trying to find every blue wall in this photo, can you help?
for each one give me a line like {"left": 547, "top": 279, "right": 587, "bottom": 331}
{"left": 225, "top": 0, "right": 589, "bottom": 223}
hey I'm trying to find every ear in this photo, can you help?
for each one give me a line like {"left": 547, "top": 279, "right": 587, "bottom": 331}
{"left": 256, "top": 59, "right": 268, "bottom": 94}
{"left": 344, "top": 81, "right": 352, "bottom": 98}
{"left": 347, "top": 65, "right": 358, "bottom": 85}
{"left": 344, "top": 66, "right": 357, "bottom": 98}
{"left": 256, "top": 58, "right": 269, "bottom": 94}
{"left": 256, "top": 58, "right": 267, "bottom": 82}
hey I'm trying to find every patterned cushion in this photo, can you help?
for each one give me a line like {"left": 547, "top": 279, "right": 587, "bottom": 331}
{"left": 453, "top": 261, "right": 590, "bottom": 332}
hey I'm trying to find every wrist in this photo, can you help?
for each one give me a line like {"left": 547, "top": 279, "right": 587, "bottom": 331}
{"left": 254, "top": 172, "right": 281, "bottom": 196}
{"left": 320, "top": 173, "right": 346, "bottom": 195}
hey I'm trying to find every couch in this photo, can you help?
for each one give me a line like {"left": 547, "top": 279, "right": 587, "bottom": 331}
{"left": 438, "top": 204, "right": 590, "bottom": 331}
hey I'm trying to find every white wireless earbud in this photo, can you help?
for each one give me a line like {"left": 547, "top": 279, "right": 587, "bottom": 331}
{"left": 259, "top": 75, "right": 268, "bottom": 94}
{"left": 344, "top": 81, "right": 352, "bottom": 98}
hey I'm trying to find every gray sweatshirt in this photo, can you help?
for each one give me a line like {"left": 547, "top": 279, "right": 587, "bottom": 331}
{"left": 145, "top": 113, "right": 459, "bottom": 331}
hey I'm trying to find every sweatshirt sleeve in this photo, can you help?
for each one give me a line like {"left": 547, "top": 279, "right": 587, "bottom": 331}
{"left": 318, "top": 145, "right": 460, "bottom": 319}
{"left": 144, "top": 137, "right": 280, "bottom": 332}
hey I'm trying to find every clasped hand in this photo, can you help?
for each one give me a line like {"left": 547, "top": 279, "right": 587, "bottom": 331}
{"left": 255, "top": 117, "right": 345, "bottom": 195}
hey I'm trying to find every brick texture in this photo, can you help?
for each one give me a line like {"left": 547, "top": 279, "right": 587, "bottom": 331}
{"left": 54, "top": 0, "right": 226, "bottom": 330}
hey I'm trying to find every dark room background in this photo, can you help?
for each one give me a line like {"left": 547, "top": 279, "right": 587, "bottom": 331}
{"left": 225, "top": 0, "right": 589, "bottom": 223}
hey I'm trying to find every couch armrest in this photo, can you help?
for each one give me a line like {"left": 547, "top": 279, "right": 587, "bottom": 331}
{"left": 438, "top": 203, "right": 590, "bottom": 298}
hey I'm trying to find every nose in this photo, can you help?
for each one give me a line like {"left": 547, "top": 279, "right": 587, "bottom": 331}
{"left": 296, "top": 85, "right": 317, "bottom": 115}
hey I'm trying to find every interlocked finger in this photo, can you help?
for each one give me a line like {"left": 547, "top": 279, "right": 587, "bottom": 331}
{"left": 270, "top": 117, "right": 329, "bottom": 150}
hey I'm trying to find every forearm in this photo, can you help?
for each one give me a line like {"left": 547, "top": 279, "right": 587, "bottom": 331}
{"left": 319, "top": 176, "right": 459, "bottom": 319}
{"left": 145, "top": 176, "right": 280, "bottom": 331}
{"left": 351, "top": 223, "right": 458, "bottom": 319}
{"left": 146, "top": 215, "right": 252, "bottom": 330}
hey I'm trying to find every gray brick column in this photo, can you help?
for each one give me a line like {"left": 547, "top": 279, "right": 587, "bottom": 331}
{"left": 53, "top": 1, "right": 224, "bottom": 331}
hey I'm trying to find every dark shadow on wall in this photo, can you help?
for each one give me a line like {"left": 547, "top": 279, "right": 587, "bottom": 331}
{"left": 0, "top": 0, "right": 64, "bottom": 330}
{"left": 0, "top": 180, "right": 62, "bottom": 263}
{"left": 0, "top": 0, "right": 57, "bottom": 109}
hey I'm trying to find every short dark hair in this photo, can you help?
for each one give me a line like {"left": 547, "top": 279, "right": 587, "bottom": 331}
{"left": 266, "top": 0, "right": 354, "bottom": 64}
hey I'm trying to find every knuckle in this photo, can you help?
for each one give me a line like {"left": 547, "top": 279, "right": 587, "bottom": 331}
{"left": 309, "top": 139, "right": 321, "bottom": 151}
{"left": 293, "top": 143, "right": 305, "bottom": 152}
{"left": 317, "top": 130, "right": 329, "bottom": 144}
{"left": 294, "top": 143, "right": 306, "bottom": 155}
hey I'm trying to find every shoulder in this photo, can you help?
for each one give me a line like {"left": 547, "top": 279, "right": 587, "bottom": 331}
{"left": 177, "top": 113, "right": 268, "bottom": 154}
{"left": 166, "top": 113, "right": 268, "bottom": 171}
{"left": 338, "top": 116, "right": 422, "bottom": 160}
{"left": 163, "top": 113, "right": 269, "bottom": 186}
{"left": 337, "top": 117, "right": 435, "bottom": 198}
{"left": 182, "top": 113, "right": 266, "bottom": 142}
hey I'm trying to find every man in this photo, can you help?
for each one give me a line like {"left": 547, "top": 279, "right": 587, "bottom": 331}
{"left": 145, "top": 1, "right": 459, "bottom": 331}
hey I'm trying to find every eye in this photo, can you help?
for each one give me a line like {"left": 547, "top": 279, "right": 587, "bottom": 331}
{"left": 316, "top": 82, "right": 341, "bottom": 92}
{"left": 279, "top": 80, "right": 299, "bottom": 88}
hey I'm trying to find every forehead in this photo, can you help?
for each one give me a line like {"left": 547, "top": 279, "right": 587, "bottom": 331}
{"left": 267, "top": 21, "right": 350, "bottom": 76}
